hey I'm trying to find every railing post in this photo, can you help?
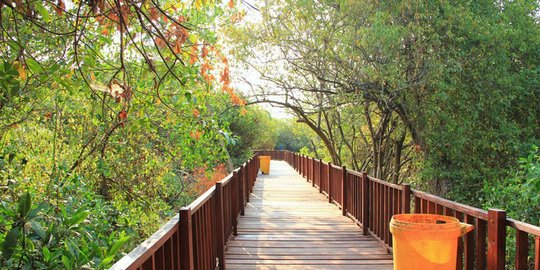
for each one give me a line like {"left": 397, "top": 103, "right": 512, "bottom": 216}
{"left": 214, "top": 182, "right": 226, "bottom": 269}
{"left": 244, "top": 164, "right": 249, "bottom": 204}
{"left": 238, "top": 163, "right": 244, "bottom": 216}
{"left": 361, "top": 172, "right": 369, "bottom": 236}
{"left": 515, "top": 230, "right": 528, "bottom": 270}
{"left": 234, "top": 171, "right": 240, "bottom": 236}
{"left": 305, "top": 156, "right": 308, "bottom": 179}
{"left": 301, "top": 155, "right": 304, "bottom": 177}
{"left": 319, "top": 160, "right": 323, "bottom": 193}
{"left": 535, "top": 236, "right": 540, "bottom": 270}
{"left": 179, "top": 208, "right": 194, "bottom": 270}
{"left": 487, "top": 209, "right": 506, "bottom": 270}
{"left": 301, "top": 155, "right": 305, "bottom": 177}
{"left": 327, "top": 163, "right": 332, "bottom": 203}
{"left": 341, "top": 166, "right": 347, "bottom": 216}
{"left": 401, "top": 184, "right": 411, "bottom": 214}
{"left": 309, "top": 157, "right": 313, "bottom": 182}
{"left": 307, "top": 157, "right": 311, "bottom": 182}
{"left": 312, "top": 160, "right": 317, "bottom": 187}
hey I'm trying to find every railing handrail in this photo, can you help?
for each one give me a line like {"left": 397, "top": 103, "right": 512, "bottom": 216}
{"left": 110, "top": 215, "right": 180, "bottom": 270}
{"left": 411, "top": 189, "right": 489, "bottom": 220}
{"left": 187, "top": 186, "right": 215, "bottom": 213}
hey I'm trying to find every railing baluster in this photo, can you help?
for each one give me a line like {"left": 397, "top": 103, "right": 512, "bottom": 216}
{"left": 515, "top": 229, "right": 528, "bottom": 270}
{"left": 326, "top": 162, "right": 334, "bottom": 203}
{"left": 342, "top": 166, "right": 347, "bottom": 216}
{"left": 174, "top": 230, "right": 181, "bottom": 270}
{"left": 464, "top": 214, "right": 475, "bottom": 270}
{"left": 361, "top": 172, "right": 369, "bottom": 236}
{"left": 455, "top": 211, "right": 464, "bottom": 270}
{"left": 319, "top": 160, "right": 323, "bottom": 193}
{"left": 233, "top": 171, "right": 239, "bottom": 236}
{"left": 476, "top": 218, "right": 487, "bottom": 270}
{"left": 401, "top": 184, "right": 410, "bottom": 214}
{"left": 487, "top": 209, "right": 506, "bottom": 270}
{"left": 179, "top": 208, "right": 194, "bottom": 270}
{"left": 215, "top": 182, "right": 226, "bottom": 269}
{"left": 535, "top": 236, "right": 539, "bottom": 270}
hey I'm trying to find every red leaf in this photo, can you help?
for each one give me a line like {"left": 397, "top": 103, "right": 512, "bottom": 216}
{"left": 118, "top": 110, "right": 127, "bottom": 121}
{"left": 54, "top": 0, "right": 65, "bottom": 16}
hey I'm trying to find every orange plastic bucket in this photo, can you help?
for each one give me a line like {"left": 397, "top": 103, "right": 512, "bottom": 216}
{"left": 390, "top": 214, "right": 474, "bottom": 270}
{"left": 258, "top": 156, "right": 271, "bottom": 174}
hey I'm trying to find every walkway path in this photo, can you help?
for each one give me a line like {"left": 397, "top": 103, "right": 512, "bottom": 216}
{"left": 225, "top": 160, "right": 394, "bottom": 269}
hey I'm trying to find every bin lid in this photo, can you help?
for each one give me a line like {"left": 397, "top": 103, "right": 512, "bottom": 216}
{"left": 390, "top": 214, "right": 460, "bottom": 231}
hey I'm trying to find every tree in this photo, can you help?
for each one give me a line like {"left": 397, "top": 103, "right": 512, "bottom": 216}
{"left": 229, "top": 0, "right": 540, "bottom": 201}
{"left": 0, "top": 0, "right": 254, "bottom": 268}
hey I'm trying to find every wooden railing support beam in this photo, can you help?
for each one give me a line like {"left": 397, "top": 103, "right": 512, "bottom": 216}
{"left": 238, "top": 165, "right": 245, "bottom": 216}
{"left": 401, "top": 184, "right": 411, "bottom": 214}
{"left": 319, "top": 159, "right": 324, "bottom": 193}
{"left": 341, "top": 166, "right": 347, "bottom": 216}
{"left": 214, "top": 182, "right": 226, "bottom": 270}
{"left": 179, "top": 208, "right": 194, "bottom": 270}
{"left": 312, "top": 159, "right": 316, "bottom": 187}
{"left": 327, "top": 163, "right": 332, "bottom": 203}
{"left": 534, "top": 235, "right": 540, "bottom": 270}
{"left": 361, "top": 172, "right": 369, "bottom": 236}
{"left": 487, "top": 209, "right": 506, "bottom": 270}
{"left": 233, "top": 171, "right": 240, "bottom": 236}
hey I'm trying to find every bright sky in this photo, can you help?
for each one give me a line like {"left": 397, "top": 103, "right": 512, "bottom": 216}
{"left": 231, "top": 0, "right": 294, "bottom": 119}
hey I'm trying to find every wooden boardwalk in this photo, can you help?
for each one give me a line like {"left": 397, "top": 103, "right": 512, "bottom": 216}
{"left": 225, "top": 160, "right": 393, "bottom": 269}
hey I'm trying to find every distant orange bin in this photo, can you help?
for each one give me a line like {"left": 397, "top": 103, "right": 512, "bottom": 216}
{"left": 258, "top": 156, "right": 271, "bottom": 174}
{"left": 390, "top": 214, "right": 474, "bottom": 270}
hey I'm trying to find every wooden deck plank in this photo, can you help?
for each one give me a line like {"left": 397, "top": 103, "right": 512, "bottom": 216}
{"left": 225, "top": 161, "right": 393, "bottom": 269}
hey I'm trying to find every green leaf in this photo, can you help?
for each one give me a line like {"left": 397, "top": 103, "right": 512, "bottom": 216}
{"left": 78, "top": 249, "right": 90, "bottom": 265}
{"left": 25, "top": 58, "right": 43, "bottom": 74}
{"left": 35, "top": 3, "right": 51, "bottom": 23}
{"left": 30, "top": 221, "right": 46, "bottom": 240}
{"left": 2, "top": 226, "right": 20, "bottom": 260}
{"left": 66, "top": 209, "right": 90, "bottom": 228}
{"left": 98, "top": 255, "right": 115, "bottom": 268}
{"left": 108, "top": 235, "right": 131, "bottom": 256}
{"left": 0, "top": 201, "right": 17, "bottom": 218}
{"left": 17, "top": 192, "right": 31, "bottom": 219}
{"left": 61, "top": 255, "right": 72, "bottom": 270}
{"left": 185, "top": 91, "right": 192, "bottom": 101}
{"left": 42, "top": 246, "right": 51, "bottom": 262}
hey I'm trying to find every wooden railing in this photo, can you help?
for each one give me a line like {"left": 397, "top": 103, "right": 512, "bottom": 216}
{"left": 111, "top": 150, "right": 539, "bottom": 270}
{"left": 110, "top": 156, "right": 259, "bottom": 270}
{"left": 285, "top": 151, "right": 540, "bottom": 270}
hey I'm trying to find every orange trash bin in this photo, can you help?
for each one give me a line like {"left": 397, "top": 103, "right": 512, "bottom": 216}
{"left": 390, "top": 214, "right": 474, "bottom": 270}
{"left": 258, "top": 156, "right": 271, "bottom": 174}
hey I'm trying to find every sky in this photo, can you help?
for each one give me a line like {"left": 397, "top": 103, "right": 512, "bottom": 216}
{"left": 230, "top": 0, "right": 294, "bottom": 119}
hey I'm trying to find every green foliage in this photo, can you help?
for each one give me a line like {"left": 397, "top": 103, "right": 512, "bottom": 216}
{"left": 483, "top": 145, "right": 539, "bottom": 225}
{"left": 223, "top": 105, "right": 278, "bottom": 166}
{"left": 274, "top": 119, "right": 314, "bottom": 153}
{"left": 0, "top": 0, "right": 256, "bottom": 269}
{"left": 0, "top": 186, "right": 131, "bottom": 269}
{"left": 482, "top": 145, "right": 539, "bottom": 267}
{"left": 414, "top": 0, "right": 540, "bottom": 204}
